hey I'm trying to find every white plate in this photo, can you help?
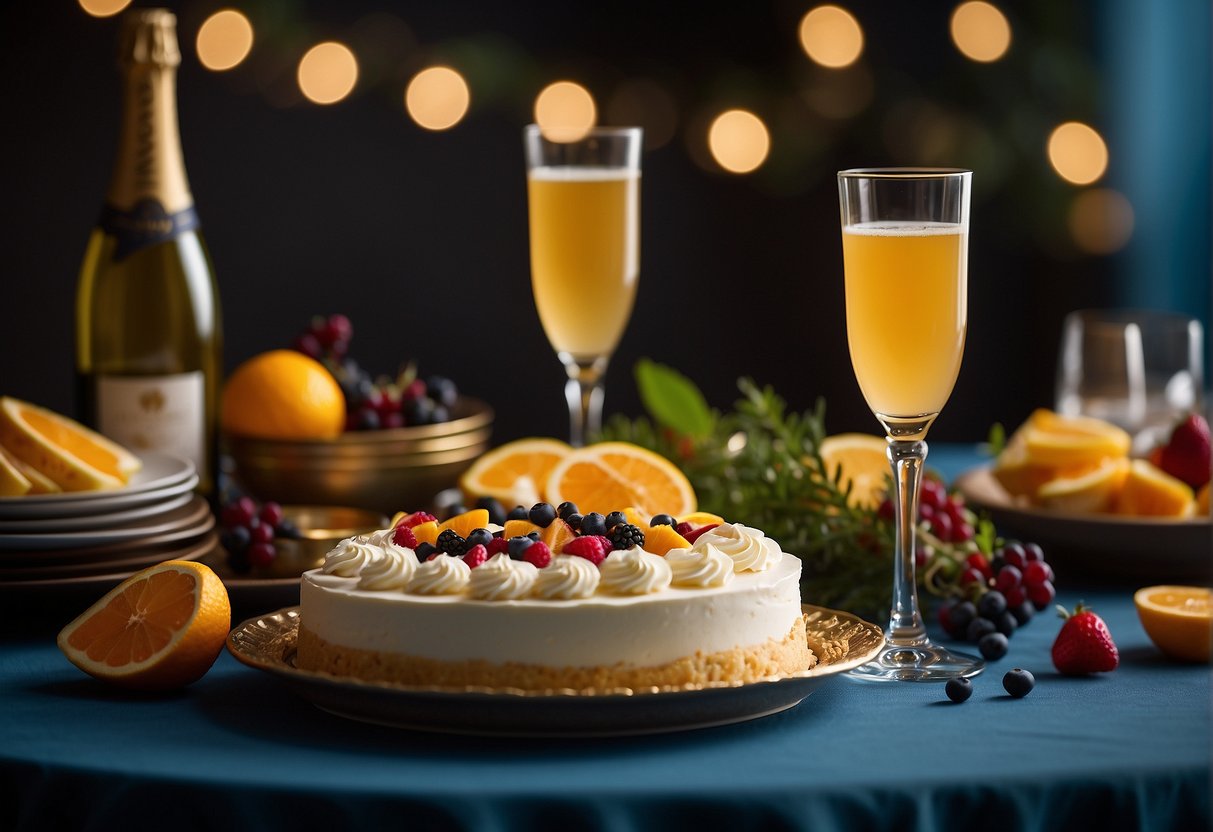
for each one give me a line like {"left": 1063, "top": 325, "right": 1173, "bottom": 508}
{"left": 0, "top": 497, "right": 212, "bottom": 551}
{"left": 0, "top": 491, "right": 195, "bottom": 533}
{"left": 0, "top": 454, "right": 196, "bottom": 520}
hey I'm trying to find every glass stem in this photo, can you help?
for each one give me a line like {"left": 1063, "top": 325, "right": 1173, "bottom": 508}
{"left": 888, "top": 438, "right": 928, "bottom": 646}
{"left": 561, "top": 355, "right": 608, "bottom": 448}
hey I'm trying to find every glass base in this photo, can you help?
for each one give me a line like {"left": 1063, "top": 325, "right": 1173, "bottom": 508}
{"left": 845, "top": 639, "right": 984, "bottom": 682}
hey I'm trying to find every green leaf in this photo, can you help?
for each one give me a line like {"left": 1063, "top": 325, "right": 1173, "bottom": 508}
{"left": 634, "top": 358, "right": 713, "bottom": 438}
{"left": 983, "top": 422, "right": 1007, "bottom": 457}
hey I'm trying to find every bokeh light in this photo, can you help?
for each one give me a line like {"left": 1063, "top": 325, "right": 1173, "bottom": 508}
{"left": 406, "top": 66, "right": 471, "bottom": 131}
{"left": 1069, "top": 189, "right": 1135, "bottom": 254}
{"left": 708, "top": 110, "right": 770, "bottom": 174}
{"left": 196, "top": 10, "right": 254, "bottom": 72}
{"left": 607, "top": 79, "right": 678, "bottom": 150}
{"left": 79, "top": 0, "right": 132, "bottom": 17}
{"left": 950, "top": 2, "right": 1012, "bottom": 62}
{"left": 799, "top": 6, "right": 864, "bottom": 69}
{"left": 534, "top": 81, "right": 596, "bottom": 142}
{"left": 297, "top": 42, "right": 358, "bottom": 105}
{"left": 1048, "top": 121, "right": 1108, "bottom": 185}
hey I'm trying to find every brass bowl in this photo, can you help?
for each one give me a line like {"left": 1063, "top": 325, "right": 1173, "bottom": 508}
{"left": 226, "top": 397, "right": 492, "bottom": 515}
{"left": 255, "top": 505, "right": 390, "bottom": 578}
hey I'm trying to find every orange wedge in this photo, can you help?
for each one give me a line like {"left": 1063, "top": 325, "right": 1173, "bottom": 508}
{"left": 544, "top": 442, "right": 697, "bottom": 518}
{"left": 438, "top": 508, "right": 491, "bottom": 539}
{"left": 1134, "top": 585, "right": 1212, "bottom": 663}
{"left": 459, "top": 438, "right": 572, "bottom": 507}
{"left": 1116, "top": 459, "right": 1195, "bottom": 518}
{"left": 1022, "top": 412, "right": 1131, "bottom": 469}
{"left": 0, "top": 397, "right": 141, "bottom": 492}
{"left": 818, "top": 433, "right": 889, "bottom": 509}
{"left": 643, "top": 523, "right": 691, "bottom": 556}
{"left": 57, "top": 561, "right": 230, "bottom": 691}
{"left": 1036, "top": 457, "right": 1130, "bottom": 514}
{"left": 0, "top": 448, "right": 31, "bottom": 497}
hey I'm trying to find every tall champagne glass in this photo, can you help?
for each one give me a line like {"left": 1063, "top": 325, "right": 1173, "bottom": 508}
{"left": 838, "top": 168, "right": 983, "bottom": 682}
{"left": 525, "top": 125, "right": 642, "bottom": 446}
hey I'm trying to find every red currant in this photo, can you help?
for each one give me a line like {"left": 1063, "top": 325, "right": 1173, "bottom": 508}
{"left": 1023, "top": 542, "right": 1045, "bottom": 563}
{"left": 251, "top": 523, "right": 274, "bottom": 544}
{"left": 248, "top": 542, "right": 276, "bottom": 568}
{"left": 1027, "top": 579, "right": 1055, "bottom": 608}
{"left": 953, "top": 522, "right": 976, "bottom": 542}
{"left": 965, "top": 553, "right": 992, "bottom": 580}
{"left": 259, "top": 501, "right": 284, "bottom": 527}
{"left": 1022, "top": 560, "right": 1053, "bottom": 587}
{"left": 960, "top": 567, "right": 986, "bottom": 587}
{"left": 1001, "top": 543, "right": 1027, "bottom": 569}
{"left": 930, "top": 512, "right": 954, "bottom": 542}
{"left": 995, "top": 565, "right": 1022, "bottom": 592}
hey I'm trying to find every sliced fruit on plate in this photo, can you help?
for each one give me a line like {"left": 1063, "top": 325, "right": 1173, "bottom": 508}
{"left": 1134, "top": 585, "right": 1212, "bottom": 663}
{"left": 818, "top": 433, "right": 889, "bottom": 509}
{"left": 0, "top": 447, "right": 31, "bottom": 496}
{"left": 1, "top": 446, "right": 62, "bottom": 494}
{"left": 0, "top": 396, "right": 141, "bottom": 492}
{"left": 1021, "top": 410, "right": 1131, "bottom": 469}
{"left": 1116, "top": 459, "right": 1195, "bottom": 518}
{"left": 545, "top": 442, "right": 697, "bottom": 518}
{"left": 57, "top": 560, "right": 230, "bottom": 691}
{"left": 1036, "top": 457, "right": 1129, "bottom": 514}
{"left": 458, "top": 438, "right": 572, "bottom": 507}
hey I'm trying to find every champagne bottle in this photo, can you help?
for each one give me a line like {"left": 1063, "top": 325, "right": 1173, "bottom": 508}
{"left": 76, "top": 9, "right": 222, "bottom": 496}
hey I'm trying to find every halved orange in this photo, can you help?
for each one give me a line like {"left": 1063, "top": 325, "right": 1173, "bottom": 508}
{"left": 0, "top": 397, "right": 141, "bottom": 492}
{"left": 1116, "top": 459, "right": 1195, "bottom": 518}
{"left": 1134, "top": 585, "right": 1212, "bottom": 662}
{"left": 57, "top": 560, "right": 230, "bottom": 691}
{"left": 459, "top": 438, "right": 572, "bottom": 507}
{"left": 545, "top": 442, "right": 697, "bottom": 518}
{"left": 818, "top": 433, "right": 889, "bottom": 509}
{"left": 1036, "top": 457, "right": 1129, "bottom": 514}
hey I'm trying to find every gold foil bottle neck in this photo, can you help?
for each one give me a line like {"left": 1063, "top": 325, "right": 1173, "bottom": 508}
{"left": 119, "top": 8, "right": 181, "bottom": 68}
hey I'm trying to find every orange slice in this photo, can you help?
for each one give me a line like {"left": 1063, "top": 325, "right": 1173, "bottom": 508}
{"left": 503, "top": 519, "right": 541, "bottom": 540}
{"left": 680, "top": 511, "right": 725, "bottom": 527}
{"left": 459, "top": 438, "right": 572, "bottom": 507}
{"left": 643, "top": 523, "right": 691, "bottom": 556}
{"left": 1134, "top": 585, "right": 1212, "bottom": 663}
{"left": 1022, "top": 412, "right": 1131, "bottom": 469}
{"left": 1036, "top": 457, "right": 1130, "bottom": 514}
{"left": 438, "top": 508, "right": 491, "bottom": 539}
{"left": 818, "top": 433, "right": 889, "bottom": 509}
{"left": 544, "top": 442, "right": 697, "bottom": 518}
{"left": 57, "top": 561, "right": 230, "bottom": 691}
{"left": 0, "top": 397, "right": 140, "bottom": 492}
{"left": 220, "top": 350, "right": 345, "bottom": 440}
{"left": 0, "top": 448, "right": 31, "bottom": 496}
{"left": 1116, "top": 459, "right": 1195, "bottom": 518}
{"left": 541, "top": 519, "right": 577, "bottom": 554}
{"left": 411, "top": 520, "right": 440, "bottom": 547}
{"left": 1, "top": 445, "right": 61, "bottom": 494}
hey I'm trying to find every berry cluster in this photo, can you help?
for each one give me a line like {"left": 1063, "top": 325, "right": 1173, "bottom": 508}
{"left": 290, "top": 313, "right": 460, "bottom": 431}
{"left": 218, "top": 496, "right": 299, "bottom": 573}
{"left": 878, "top": 477, "right": 975, "bottom": 545}
{"left": 937, "top": 541, "right": 1055, "bottom": 660}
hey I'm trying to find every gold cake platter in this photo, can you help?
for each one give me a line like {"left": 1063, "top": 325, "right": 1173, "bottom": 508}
{"left": 226, "top": 604, "right": 884, "bottom": 737}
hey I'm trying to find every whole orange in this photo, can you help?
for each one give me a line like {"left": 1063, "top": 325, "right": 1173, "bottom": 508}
{"left": 220, "top": 349, "right": 345, "bottom": 440}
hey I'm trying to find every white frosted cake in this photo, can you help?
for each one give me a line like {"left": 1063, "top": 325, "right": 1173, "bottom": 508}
{"left": 296, "top": 519, "right": 813, "bottom": 691}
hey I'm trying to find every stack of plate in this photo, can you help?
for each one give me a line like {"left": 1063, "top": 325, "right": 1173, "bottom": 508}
{"left": 0, "top": 453, "right": 214, "bottom": 598}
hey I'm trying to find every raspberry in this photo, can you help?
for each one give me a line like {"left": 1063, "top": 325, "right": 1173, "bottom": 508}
{"left": 486, "top": 537, "right": 510, "bottom": 556}
{"left": 400, "top": 511, "right": 437, "bottom": 529}
{"left": 608, "top": 523, "right": 645, "bottom": 550}
{"left": 674, "top": 521, "right": 694, "bottom": 537}
{"left": 683, "top": 524, "right": 719, "bottom": 544}
{"left": 523, "top": 541, "right": 551, "bottom": 569}
{"left": 562, "top": 535, "right": 609, "bottom": 565}
{"left": 392, "top": 525, "right": 418, "bottom": 549}
{"left": 463, "top": 544, "right": 488, "bottom": 568}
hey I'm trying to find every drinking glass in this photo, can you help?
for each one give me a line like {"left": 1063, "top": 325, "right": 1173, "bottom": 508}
{"left": 1056, "top": 309, "right": 1205, "bottom": 453}
{"left": 838, "top": 168, "right": 983, "bottom": 682}
{"left": 524, "top": 125, "right": 642, "bottom": 446}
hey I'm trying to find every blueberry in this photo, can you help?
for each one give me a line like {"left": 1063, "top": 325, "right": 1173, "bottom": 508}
{"left": 966, "top": 616, "right": 997, "bottom": 643}
{"left": 223, "top": 525, "right": 251, "bottom": 553}
{"left": 1010, "top": 601, "right": 1036, "bottom": 627}
{"left": 949, "top": 601, "right": 977, "bottom": 636}
{"left": 476, "top": 497, "right": 507, "bottom": 526}
{"left": 443, "top": 504, "right": 466, "bottom": 521}
{"left": 978, "top": 632, "right": 1009, "bottom": 660}
{"left": 556, "top": 501, "right": 579, "bottom": 521}
{"left": 355, "top": 408, "right": 380, "bottom": 430}
{"left": 529, "top": 502, "right": 557, "bottom": 528}
{"left": 527, "top": 531, "right": 541, "bottom": 541}
{"left": 1003, "top": 668, "right": 1035, "bottom": 698}
{"left": 430, "top": 404, "right": 450, "bottom": 424}
{"left": 990, "top": 555, "right": 1006, "bottom": 575}
{"left": 566, "top": 513, "right": 583, "bottom": 531}
{"left": 507, "top": 536, "right": 534, "bottom": 559}
{"left": 275, "top": 519, "right": 302, "bottom": 540}
{"left": 466, "top": 528, "right": 494, "bottom": 549}
{"left": 994, "top": 610, "right": 1018, "bottom": 637}
{"left": 650, "top": 514, "right": 676, "bottom": 527}
{"left": 605, "top": 511, "right": 627, "bottom": 530}
{"left": 580, "top": 512, "right": 607, "bottom": 537}
{"left": 944, "top": 677, "right": 972, "bottom": 703}
{"left": 507, "top": 505, "right": 530, "bottom": 521}
{"left": 414, "top": 542, "right": 436, "bottom": 560}
{"left": 978, "top": 590, "right": 1007, "bottom": 619}
{"left": 405, "top": 397, "right": 435, "bottom": 426}
{"left": 425, "top": 375, "right": 459, "bottom": 409}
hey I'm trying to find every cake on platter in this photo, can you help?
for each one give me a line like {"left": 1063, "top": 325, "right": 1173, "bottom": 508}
{"left": 295, "top": 505, "right": 815, "bottom": 691}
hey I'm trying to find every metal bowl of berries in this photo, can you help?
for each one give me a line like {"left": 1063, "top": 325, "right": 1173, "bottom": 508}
{"left": 225, "top": 397, "right": 493, "bottom": 515}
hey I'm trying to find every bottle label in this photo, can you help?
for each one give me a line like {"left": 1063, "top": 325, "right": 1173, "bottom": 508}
{"left": 99, "top": 198, "right": 199, "bottom": 262}
{"left": 96, "top": 371, "right": 204, "bottom": 472}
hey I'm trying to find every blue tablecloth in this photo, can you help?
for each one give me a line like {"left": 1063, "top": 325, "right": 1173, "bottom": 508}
{"left": 1, "top": 448, "right": 1209, "bottom": 831}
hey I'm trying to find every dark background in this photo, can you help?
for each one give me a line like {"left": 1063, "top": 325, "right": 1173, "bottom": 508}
{"left": 1, "top": 0, "right": 1209, "bottom": 445}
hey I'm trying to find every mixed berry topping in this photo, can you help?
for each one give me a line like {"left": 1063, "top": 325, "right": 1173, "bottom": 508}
{"left": 218, "top": 496, "right": 298, "bottom": 573}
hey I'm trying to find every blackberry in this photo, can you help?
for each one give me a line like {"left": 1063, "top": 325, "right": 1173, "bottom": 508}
{"left": 436, "top": 529, "right": 468, "bottom": 557}
{"left": 608, "top": 523, "right": 646, "bottom": 550}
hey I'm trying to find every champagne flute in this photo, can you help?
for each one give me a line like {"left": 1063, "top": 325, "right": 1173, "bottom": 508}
{"left": 838, "top": 168, "right": 983, "bottom": 682}
{"left": 524, "top": 125, "right": 642, "bottom": 446}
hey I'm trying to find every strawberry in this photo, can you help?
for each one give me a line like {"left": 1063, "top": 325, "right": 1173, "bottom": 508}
{"left": 683, "top": 523, "right": 720, "bottom": 544}
{"left": 1051, "top": 602, "right": 1119, "bottom": 675}
{"left": 1158, "top": 413, "right": 1211, "bottom": 490}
